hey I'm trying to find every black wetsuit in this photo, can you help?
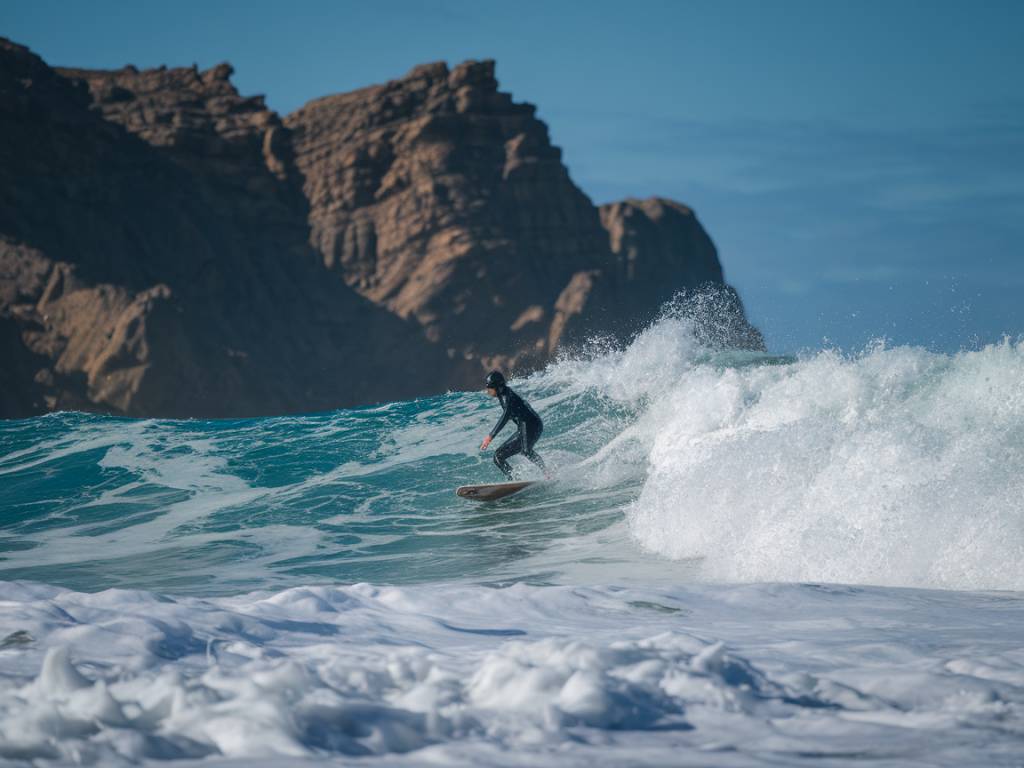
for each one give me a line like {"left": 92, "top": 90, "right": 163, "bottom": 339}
{"left": 489, "top": 387, "right": 546, "bottom": 479}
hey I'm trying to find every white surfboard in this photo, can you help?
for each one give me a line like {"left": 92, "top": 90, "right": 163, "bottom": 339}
{"left": 456, "top": 480, "right": 537, "bottom": 501}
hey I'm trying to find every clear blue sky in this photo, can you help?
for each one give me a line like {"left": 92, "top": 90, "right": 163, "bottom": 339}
{"left": 5, "top": 0, "right": 1023, "bottom": 352}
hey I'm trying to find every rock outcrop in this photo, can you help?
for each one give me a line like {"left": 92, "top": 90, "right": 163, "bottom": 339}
{"left": 1, "top": 39, "right": 761, "bottom": 419}
{"left": 600, "top": 198, "right": 723, "bottom": 315}
{"left": 592, "top": 198, "right": 763, "bottom": 349}
{"left": 285, "top": 60, "right": 612, "bottom": 373}
{"left": 0, "top": 39, "right": 451, "bottom": 417}
{"left": 284, "top": 61, "right": 762, "bottom": 369}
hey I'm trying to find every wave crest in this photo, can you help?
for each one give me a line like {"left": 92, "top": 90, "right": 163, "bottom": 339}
{"left": 582, "top": 329, "right": 1024, "bottom": 589}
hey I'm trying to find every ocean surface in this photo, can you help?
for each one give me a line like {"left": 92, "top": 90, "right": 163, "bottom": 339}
{"left": 2, "top": 313, "right": 1023, "bottom": 766}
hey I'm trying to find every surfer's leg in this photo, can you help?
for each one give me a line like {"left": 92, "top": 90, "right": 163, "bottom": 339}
{"left": 523, "top": 448, "right": 546, "bottom": 472}
{"left": 523, "top": 424, "right": 547, "bottom": 473}
{"left": 522, "top": 448, "right": 546, "bottom": 477}
{"left": 493, "top": 434, "right": 522, "bottom": 479}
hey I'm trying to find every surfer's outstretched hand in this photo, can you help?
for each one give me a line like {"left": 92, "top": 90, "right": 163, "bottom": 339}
{"left": 480, "top": 435, "right": 492, "bottom": 450}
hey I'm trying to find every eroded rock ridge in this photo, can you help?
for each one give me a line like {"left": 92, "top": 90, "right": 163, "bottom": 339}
{"left": 1, "top": 39, "right": 761, "bottom": 417}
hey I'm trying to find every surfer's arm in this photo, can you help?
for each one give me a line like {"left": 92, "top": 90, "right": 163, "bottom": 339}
{"left": 488, "top": 403, "right": 511, "bottom": 440}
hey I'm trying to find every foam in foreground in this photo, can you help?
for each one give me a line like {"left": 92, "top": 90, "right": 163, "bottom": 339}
{"left": 1, "top": 580, "right": 1023, "bottom": 766}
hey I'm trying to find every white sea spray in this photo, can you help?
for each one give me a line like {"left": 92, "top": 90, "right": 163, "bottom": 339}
{"left": 576, "top": 332, "right": 1024, "bottom": 589}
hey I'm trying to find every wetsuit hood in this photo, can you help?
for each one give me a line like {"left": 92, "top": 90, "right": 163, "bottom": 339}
{"left": 485, "top": 370, "right": 506, "bottom": 391}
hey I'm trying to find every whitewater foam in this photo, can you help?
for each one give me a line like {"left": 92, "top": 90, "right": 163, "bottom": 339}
{"left": 610, "top": 334, "right": 1024, "bottom": 589}
{"left": 1, "top": 580, "right": 1022, "bottom": 766}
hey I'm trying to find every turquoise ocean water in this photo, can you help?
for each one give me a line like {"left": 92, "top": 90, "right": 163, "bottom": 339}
{"left": 3, "top": 315, "right": 1024, "bottom": 765}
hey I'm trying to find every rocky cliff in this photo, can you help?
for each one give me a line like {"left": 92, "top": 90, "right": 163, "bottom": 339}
{"left": 1, "top": 39, "right": 761, "bottom": 418}
{"left": 0, "top": 39, "right": 452, "bottom": 417}
{"left": 284, "top": 59, "right": 613, "bottom": 373}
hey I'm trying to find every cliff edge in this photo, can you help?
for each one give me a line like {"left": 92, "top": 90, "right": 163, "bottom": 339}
{"left": 1, "top": 40, "right": 762, "bottom": 418}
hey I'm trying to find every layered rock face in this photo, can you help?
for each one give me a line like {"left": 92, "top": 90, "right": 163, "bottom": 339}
{"left": 1, "top": 39, "right": 761, "bottom": 418}
{"left": 285, "top": 60, "right": 612, "bottom": 371}
{"left": 0, "top": 39, "right": 449, "bottom": 417}
{"left": 284, "top": 61, "right": 761, "bottom": 370}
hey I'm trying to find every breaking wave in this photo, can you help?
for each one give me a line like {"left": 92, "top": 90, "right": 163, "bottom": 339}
{"left": 2, "top": 310, "right": 1023, "bottom": 592}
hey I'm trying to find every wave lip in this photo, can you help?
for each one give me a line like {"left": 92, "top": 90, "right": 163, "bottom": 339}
{"left": 626, "top": 338, "right": 1024, "bottom": 590}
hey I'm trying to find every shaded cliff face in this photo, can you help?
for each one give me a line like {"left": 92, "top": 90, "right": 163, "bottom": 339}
{"left": 0, "top": 39, "right": 450, "bottom": 418}
{"left": 587, "top": 198, "right": 764, "bottom": 350}
{"left": 600, "top": 198, "right": 723, "bottom": 303}
{"left": 1, "top": 40, "right": 761, "bottom": 419}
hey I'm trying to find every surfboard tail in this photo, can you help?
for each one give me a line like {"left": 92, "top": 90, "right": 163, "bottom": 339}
{"left": 456, "top": 481, "right": 536, "bottom": 501}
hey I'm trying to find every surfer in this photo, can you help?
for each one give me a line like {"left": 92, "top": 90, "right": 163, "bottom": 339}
{"left": 480, "top": 370, "right": 547, "bottom": 480}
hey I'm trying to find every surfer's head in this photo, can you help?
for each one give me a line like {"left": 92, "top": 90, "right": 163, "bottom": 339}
{"left": 484, "top": 370, "right": 505, "bottom": 396}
